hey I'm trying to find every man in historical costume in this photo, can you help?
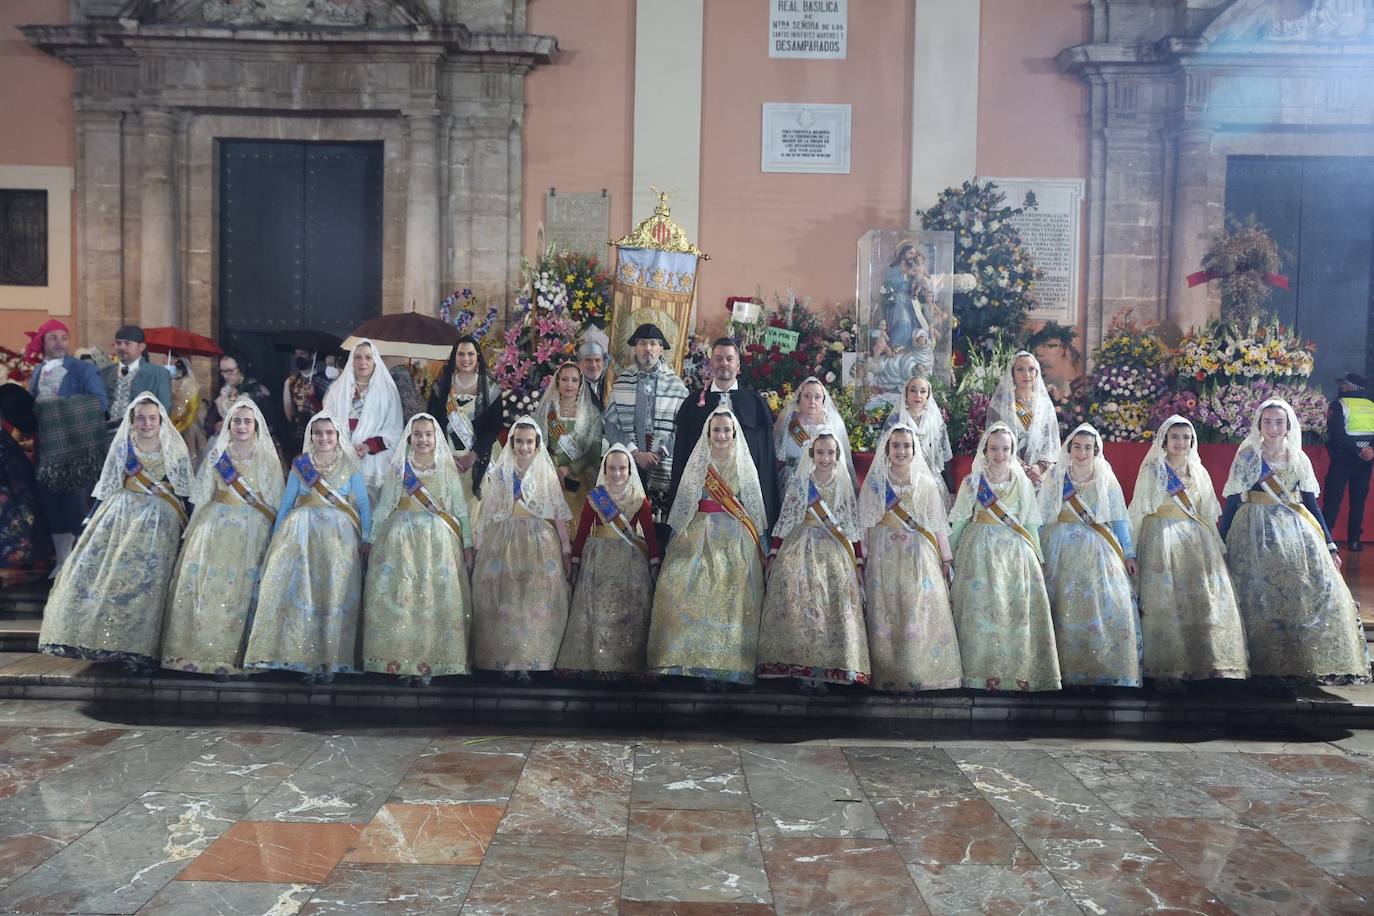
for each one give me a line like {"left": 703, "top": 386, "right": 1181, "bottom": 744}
{"left": 1323, "top": 372, "right": 1374, "bottom": 551}
{"left": 100, "top": 325, "right": 172, "bottom": 428}
{"left": 602, "top": 323, "right": 688, "bottom": 528}
{"left": 24, "top": 319, "right": 109, "bottom": 572}
{"left": 578, "top": 331, "right": 610, "bottom": 409}
{"left": 668, "top": 337, "right": 782, "bottom": 536}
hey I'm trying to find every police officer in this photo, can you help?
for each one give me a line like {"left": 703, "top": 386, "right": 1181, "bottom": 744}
{"left": 1323, "top": 372, "right": 1374, "bottom": 552}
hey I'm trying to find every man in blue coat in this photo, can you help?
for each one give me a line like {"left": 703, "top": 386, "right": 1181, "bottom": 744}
{"left": 100, "top": 325, "right": 172, "bottom": 427}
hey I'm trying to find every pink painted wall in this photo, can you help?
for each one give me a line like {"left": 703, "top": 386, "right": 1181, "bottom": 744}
{"left": 0, "top": 0, "right": 76, "bottom": 355}
{"left": 695, "top": 0, "right": 914, "bottom": 338}
{"left": 522, "top": 0, "right": 636, "bottom": 265}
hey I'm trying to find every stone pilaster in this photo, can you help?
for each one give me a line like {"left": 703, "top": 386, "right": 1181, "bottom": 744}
{"left": 1166, "top": 126, "right": 1219, "bottom": 331}
{"left": 403, "top": 112, "right": 441, "bottom": 313}
{"left": 138, "top": 107, "right": 178, "bottom": 328}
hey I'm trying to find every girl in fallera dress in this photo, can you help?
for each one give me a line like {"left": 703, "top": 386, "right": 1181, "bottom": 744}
{"left": 756, "top": 430, "right": 870, "bottom": 694}
{"left": 39, "top": 393, "right": 193, "bottom": 676}
{"left": 244, "top": 411, "right": 372, "bottom": 684}
{"left": 536, "top": 361, "right": 603, "bottom": 518}
{"left": 883, "top": 375, "right": 955, "bottom": 502}
{"left": 471, "top": 416, "right": 572, "bottom": 683}
{"left": 859, "top": 422, "right": 963, "bottom": 693}
{"left": 556, "top": 444, "right": 661, "bottom": 679}
{"left": 161, "top": 396, "right": 284, "bottom": 679}
{"left": 322, "top": 338, "right": 404, "bottom": 507}
{"left": 772, "top": 377, "right": 856, "bottom": 500}
{"left": 1129, "top": 415, "right": 1248, "bottom": 686}
{"left": 649, "top": 406, "right": 768, "bottom": 687}
{"left": 1220, "top": 398, "right": 1370, "bottom": 685}
{"left": 363, "top": 413, "right": 475, "bottom": 686}
{"left": 1039, "top": 423, "right": 1143, "bottom": 688}
{"left": 987, "top": 351, "right": 1060, "bottom": 491}
{"left": 948, "top": 422, "right": 1061, "bottom": 692}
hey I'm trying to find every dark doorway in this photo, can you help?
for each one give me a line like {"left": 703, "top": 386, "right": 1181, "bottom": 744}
{"left": 1225, "top": 156, "right": 1374, "bottom": 396}
{"left": 217, "top": 139, "right": 383, "bottom": 432}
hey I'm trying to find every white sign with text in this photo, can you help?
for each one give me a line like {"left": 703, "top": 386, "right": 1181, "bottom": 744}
{"left": 985, "top": 177, "right": 1085, "bottom": 324}
{"left": 761, "top": 103, "right": 852, "bottom": 174}
{"left": 769, "top": 0, "right": 847, "bottom": 59}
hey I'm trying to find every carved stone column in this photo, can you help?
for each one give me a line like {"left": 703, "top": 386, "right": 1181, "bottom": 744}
{"left": 403, "top": 111, "right": 441, "bottom": 313}
{"left": 1166, "top": 126, "right": 1218, "bottom": 332}
{"left": 138, "top": 107, "right": 178, "bottom": 328}
{"left": 75, "top": 109, "right": 126, "bottom": 346}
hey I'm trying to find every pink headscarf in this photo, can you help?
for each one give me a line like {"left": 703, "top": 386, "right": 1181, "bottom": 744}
{"left": 23, "top": 319, "right": 69, "bottom": 362}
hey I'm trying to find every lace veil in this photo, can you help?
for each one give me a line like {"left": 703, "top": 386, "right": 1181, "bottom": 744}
{"left": 773, "top": 427, "right": 859, "bottom": 540}
{"left": 371, "top": 412, "right": 465, "bottom": 524}
{"left": 1039, "top": 423, "right": 1126, "bottom": 523}
{"left": 477, "top": 415, "right": 571, "bottom": 540}
{"left": 93, "top": 392, "right": 193, "bottom": 501}
{"left": 1222, "top": 397, "right": 1319, "bottom": 497}
{"left": 667, "top": 406, "right": 767, "bottom": 535}
{"left": 987, "top": 350, "right": 1059, "bottom": 467}
{"left": 772, "top": 376, "right": 855, "bottom": 482}
{"left": 1128, "top": 414, "right": 1223, "bottom": 537}
{"left": 535, "top": 361, "right": 602, "bottom": 459}
{"left": 948, "top": 421, "right": 1041, "bottom": 534}
{"left": 321, "top": 337, "right": 404, "bottom": 483}
{"left": 190, "top": 394, "right": 283, "bottom": 509}
{"left": 596, "top": 443, "right": 647, "bottom": 516}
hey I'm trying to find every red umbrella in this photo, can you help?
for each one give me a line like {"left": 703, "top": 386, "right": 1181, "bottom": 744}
{"left": 142, "top": 327, "right": 223, "bottom": 358}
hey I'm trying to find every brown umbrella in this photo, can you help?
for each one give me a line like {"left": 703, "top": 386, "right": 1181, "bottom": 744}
{"left": 343, "top": 312, "right": 461, "bottom": 361}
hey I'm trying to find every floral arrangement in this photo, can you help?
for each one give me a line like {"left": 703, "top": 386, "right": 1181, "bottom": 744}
{"left": 522, "top": 243, "right": 613, "bottom": 331}
{"left": 1059, "top": 313, "right": 1174, "bottom": 442}
{"left": 739, "top": 294, "right": 840, "bottom": 392}
{"left": 488, "top": 299, "right": 582, "bottom": 401}
{"left": 1197, "top": 380, "right": 1327, "bottom": 443}
{"left": 1146, "top": 389, "right": 1202, "bottom": 434}
{"left": 1174, "top": 317, "right": 1314, "bottom": 387}
{"left": 437, "top": 288, "right": 500, "bottom": 345}
{"left": 831, "top": 385, "right": 894, "bottom": 453}
{"left": 1196, "top": 218, "right": 1285, "bottom": 325}
{"left": 680, "top": 334, "right": 711, "bottom": 391}
{"left": 917, "top": 179, "right": 1042, "bottom": 353}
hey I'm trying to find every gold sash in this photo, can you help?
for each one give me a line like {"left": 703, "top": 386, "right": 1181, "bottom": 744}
{"left": 407, "top": 476, "right": 466, "bottom": 544}
{"left": 590, "top": 499, "right": 650, "bottom": 560}
{"left": 976, "top": 487, "right": 1042, "bottom": 562}
{"left": 1061, "top": 487, "right": 1128, "bottom": 570}
{"left": 302, "top": 470, "right": 361, "bottom": 535}
{"left": 787, "top": 414, "right": 810, "bottom": 447}
{"left": 1014, "top": 400, "right": 1033, "bottom": 430}
{"left": 806, "top": 498, "right": 859, "bottom": 572}
{"left": 222, "top": 473, "right": 275, "bottom": 525}
{"left": 1250, "top": 479, "right": 1328, "bottom": 542}
{"left": 704, "top": 465, "right": 764, "bottom": 560}
{"left": 125, "top": 468, "right": 189, "bottom": 526}
{"left": 880, "top": 502, "right": 941, "bottom": 559}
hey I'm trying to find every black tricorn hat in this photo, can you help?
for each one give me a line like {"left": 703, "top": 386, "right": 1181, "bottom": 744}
{"left": 627, "top": 323, "right": 670, "bottom": 350}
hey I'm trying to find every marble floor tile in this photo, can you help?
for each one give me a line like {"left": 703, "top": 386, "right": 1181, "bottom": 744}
{"left": 138, "top": 880, "right": 315, "bottom": 915}
{"left": 905, "top": 864, "right": 1080, "bottom": 916}
{"left": 952, "top": 752, "right": 1136, "bottom": 840}
{"left": 1050, "top": 751, "right": 1239, "bottom": 820}
{"left": 0, "top": 820, "right": 93, "bottom": 888}
{"left": 1253, "top": 752, "right": 1374, "bottom": 788}
{"left": 631, "top": 744, "right": 749, "bottom": 811}
{"left": 616, "top": 905, "right": 777, "bottom": 915}
{"left": 1208, "top": 785, "right": 1374, "bottom": 882}
{"left": 1030, "top": 836, "right": 1234, "bottom": 915}
{"left": 0, "top": 791, "right": 256, "bottom": 915}
{"left": 840, "top": 747, "right": 971, "bottom": 798}
{"left": 1161, "top": 750, "right": 1301, "bottom": 787}
{"left": 388, "top": 737, "right": 530, "bottom": 804}
{"left": 343, "top": 802, "right": 503, "bottom": 865}
{"left": 176, "top": 821, "right": 364, "bottom": 884}
{"left": 155, "top": 732, "right": 324, "bottom": 794}
{"left": 458, "top": 833, "right": 623, "bottom": 915}
{"left": 872, "top": 791, "right": 1037, "bottom": 867}
{"left": 245, "top": 736, "right": 428, "bottom": 823}
{"left": 0, "top": 726, "right": 127, "bottom": 757}
{"left": 762, "top": 837, "right": 929, "bottom": 915}
{"left": 739, "top": 746, "right": 885, "bottom": 840}
{"left": 1131, "top": 815, "right": 1372, "bottom": 915}
{"left": 621, "top": 809, "right": 771, "bottom": 906}
{"left": 300, "top": 863, "right": 477, "bottom": 914}
{"left": 498, "top": 741, "right": 633, "bottom": 836}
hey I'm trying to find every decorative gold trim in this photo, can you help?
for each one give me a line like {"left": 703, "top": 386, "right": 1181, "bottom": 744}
{"left": 610, "top": 188, "right": 709, "bottom": 258}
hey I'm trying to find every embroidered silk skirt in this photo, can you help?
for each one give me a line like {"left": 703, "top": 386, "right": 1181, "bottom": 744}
{"left": 864, "top": 523, "right": 962, "bottom": 692}
{"left": 472, "top": 514, "right": 570, "bottom": 671}
{"left": 556, "top": 533, "right": 654, "bottom": 677}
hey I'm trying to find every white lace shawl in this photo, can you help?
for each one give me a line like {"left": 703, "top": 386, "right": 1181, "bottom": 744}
{"left": 1039, "top": 423, "right": 1127, "bottom": 525}
{"left": 595, "top": 443, "right": 647, "bottom": 516}
{"left": 987, "top": 350, "right": 1060, "bottom": 468}
{"left": 771, "top": 376, "right": 856, "bottom": 483}
{"left": 321, "top": 337, "right": 404, "bottom": 486}
{"left": 477, "top": 415, "right": 571, "bottom": 541}
{"left": 535, "top": 362, "right": 602, "bottom": 462}
{"left": 773, "top": 428, "right": 859, "bottom": 541}
{"left": 93, "top": 392, "right": 193, "bottom": 501}
{"left": 894, "top": 398, "right": 953, "bottom": 473}
{"left": 297, "top": 409, "right": 361, "bottom": 480}
{"left": 857, "top": 421, "right": 947, "bottom": 534}
{"left": 371, "top": 412, "right": 467, "bottom": 533}
{"left": 190, "top": 395, "right": 284, "bottom": 511}
{"left": 1129, "top": 414, "right": 1224, "bottom": 539}
{"left": 1222, "top": 397, "right": 1320, "bottom": 498}
{"left": 667, "top": 406, "right": 767, "bottom": 535}
{"left": 948, "top": 421, "right": 1042, "bottom": 535}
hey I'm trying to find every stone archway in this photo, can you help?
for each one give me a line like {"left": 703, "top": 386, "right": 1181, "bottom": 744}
{"left": 21, "top": 0, "right": 555, "bottom": 349}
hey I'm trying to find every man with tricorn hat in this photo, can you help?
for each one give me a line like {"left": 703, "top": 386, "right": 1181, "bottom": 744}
{"left": 602, "top": 322, "right": 688, "bottom": 526}
{"left": 1324, "top": 372, "right": 1374, "bottom": 551}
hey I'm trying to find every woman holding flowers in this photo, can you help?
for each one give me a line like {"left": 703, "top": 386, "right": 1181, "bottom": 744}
{"left": 161, "top": 397, "right": 283, "bottom": 679}
{"left": 1039, "top": 423, "right": 1142, "bottom": 688}
{"left": 1220, "top": 399, "right": 1368, "bottom": 685}
{"left": 1129, "top": 415, "right": 1248, "bottom": 685}
{"left": 948, "top": 422, "right": 1061, "bottom": 692}
{"left": 756, "top": 429, "right": 869, "bottom": 693}
{"left": 859, "top": 422, "right": 962, "bottom": 693}
{"left": 772, "top": 377, "right": 855, "bottom": 500}
{"left": 536, "top": 361, "right": 602, "bottom": 518}
{"left": 987, "top": 351, "right": 1059, "bottom": 490}
{"left": 883, "top": 375, "right": 954, "bottom": 499}
{"left": 649, "top": 406, "right": 768, "bottom": 687}
{"left": 471, "top": 416, "right": 572, "bottom": 682}
{"left": 363, "top": 413, "right": 474, "bottom": 685}
{"left": 244, "top": 412, "right": 371, "bottom": 684}
{"left": 556, "top": 444, "right": 661, "bottom": 679}
{"left": 39, "top": 393, "right": 193, "bottom": 676}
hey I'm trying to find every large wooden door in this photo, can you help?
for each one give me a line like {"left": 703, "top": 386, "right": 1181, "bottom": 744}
{"left": 218, "top": 140, "right": 383, "bottom": 421}
{"left": 1225, "top": 156, "right": 1374, "bottom": 396}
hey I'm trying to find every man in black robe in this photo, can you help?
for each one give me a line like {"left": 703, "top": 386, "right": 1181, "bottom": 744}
{"left": 668, "top": 337, "right": 781, "bottom": 536}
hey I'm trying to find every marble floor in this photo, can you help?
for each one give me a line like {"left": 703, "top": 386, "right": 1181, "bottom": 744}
{"left": 0, "top": 702, "right": 1372, "bottom": 914}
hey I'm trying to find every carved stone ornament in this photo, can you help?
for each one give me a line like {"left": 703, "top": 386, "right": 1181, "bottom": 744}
{"left": 1262, "top": 0, "right": 1374, "bottom": 41}
{"left": 200, "top": 0, "right": 368, "bottom": 26}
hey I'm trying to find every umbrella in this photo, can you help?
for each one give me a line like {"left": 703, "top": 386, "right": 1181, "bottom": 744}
{"left": 271, "top": 329, "right": 345, "bottom": 354}
{"left": 343, "top": 312, "right": 461, "bottom": 361}
{"left": 142, "top": 327, "right": 223, "bottom": 358}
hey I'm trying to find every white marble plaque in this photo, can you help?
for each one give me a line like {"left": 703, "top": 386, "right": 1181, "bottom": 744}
{"left": 985, "top": 177, "right": 1084, "bottom": 324}
{"left": 769, "top": 0, "right": 847, "bottom": 59}
{"left": 544, "top": 190, "right": 611, "bottom": 258}
{"left": 761, "top": 103, "right": 851, "bottom": 174}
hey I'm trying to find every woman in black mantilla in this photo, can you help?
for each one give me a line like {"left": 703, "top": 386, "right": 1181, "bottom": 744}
{"left": 428, "top": 335, "right": 502, "bottom": 517}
